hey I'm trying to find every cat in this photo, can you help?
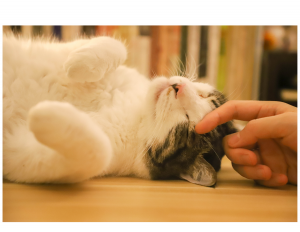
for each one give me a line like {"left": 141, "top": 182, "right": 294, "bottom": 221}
{"left": 3, "top": 34, "right": 237, "bottom": 187}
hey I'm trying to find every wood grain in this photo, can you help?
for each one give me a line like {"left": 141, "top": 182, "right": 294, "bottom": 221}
{"left": 3, "top": 157, "right": 297, "bottom": 222}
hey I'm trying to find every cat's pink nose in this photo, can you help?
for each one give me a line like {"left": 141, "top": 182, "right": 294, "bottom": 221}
{"left": 171, "top": 83, "right": 186, "bottom": 96}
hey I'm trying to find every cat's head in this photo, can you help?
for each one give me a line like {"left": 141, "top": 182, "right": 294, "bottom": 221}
{"left": 141, "top": 76, "right": 237, "bottom": 186}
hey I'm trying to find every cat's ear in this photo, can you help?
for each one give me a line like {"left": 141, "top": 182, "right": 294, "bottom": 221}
{"left": 180, "top": 155, "right": 217, "bottom": 187}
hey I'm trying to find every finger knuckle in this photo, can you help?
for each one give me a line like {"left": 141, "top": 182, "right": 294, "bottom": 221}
{"left": 246, "top": 120, "right": 257, "bottom": 133}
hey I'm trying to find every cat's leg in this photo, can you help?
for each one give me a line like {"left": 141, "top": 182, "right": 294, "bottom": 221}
{"left": 63, "top": 37, "right": 127, "bottom": 83}
{"left": 3, "top": 101, "right": 113, "bottom": 183}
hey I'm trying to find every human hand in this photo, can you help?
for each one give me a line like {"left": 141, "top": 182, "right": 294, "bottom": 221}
{"left": 195, "top": 100, "right": 297, "bottom": 187}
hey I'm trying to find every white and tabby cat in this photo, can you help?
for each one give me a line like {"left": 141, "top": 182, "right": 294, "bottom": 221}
{"left": 3, "top": 34, "right": 237, "bottom": 186}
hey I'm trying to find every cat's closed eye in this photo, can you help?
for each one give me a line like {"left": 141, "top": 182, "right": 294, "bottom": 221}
{"left": 199, "top": 94, "right": 208, "bottom": 98}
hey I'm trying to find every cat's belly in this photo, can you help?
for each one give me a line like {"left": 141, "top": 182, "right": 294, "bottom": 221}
{"left": 3, "top": 65, "right": 149, "bottom": 128}
{"left": 3, "top": 59, "right": 152, "bottom": 179}
{"left": 88, "top": 95, "right": 151, "bottom": 179}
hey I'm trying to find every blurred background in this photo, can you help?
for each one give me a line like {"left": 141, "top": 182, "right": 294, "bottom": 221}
{"left": 3, "top": 25, "right": 297, "bottom": 106}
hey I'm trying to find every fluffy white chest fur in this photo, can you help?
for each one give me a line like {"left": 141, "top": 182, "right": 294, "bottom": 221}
{"left": 3, "top": 34, "right": 236, "bottom": 186}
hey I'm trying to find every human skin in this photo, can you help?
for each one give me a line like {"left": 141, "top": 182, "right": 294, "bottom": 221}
{"left": 195, "top": 100, "right": 297, "bottom": 187}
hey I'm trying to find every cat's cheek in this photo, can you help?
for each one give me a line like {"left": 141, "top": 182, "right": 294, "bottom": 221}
{"left": 182, "top": 99, "right": 213, "bottom": 124}
{"left": 197, "top": 100, "right": 215, "bottom": 120}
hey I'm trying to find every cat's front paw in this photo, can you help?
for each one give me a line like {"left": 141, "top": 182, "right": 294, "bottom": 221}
{"left": 63, "top": 37, "right": 127, "bottom": 83}
{"left": 28, "top": 101, "right": 80, "bottom": 145}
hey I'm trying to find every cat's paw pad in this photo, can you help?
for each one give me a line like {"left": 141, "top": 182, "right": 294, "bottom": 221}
{"left": 28, "top": 101, "right": 79, "bottom": 142}
{"left": 64, "top": 37, "right": 127, "bottom": 83}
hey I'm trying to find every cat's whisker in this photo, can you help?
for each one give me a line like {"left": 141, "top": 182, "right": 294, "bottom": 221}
{"left": 166, "top": 67, "right": 174, "bottom": 78}
{"left": 145, "top": 118, "right": 166, "bottom": 151}
{"left": 224, "top": 84, "right": 243, "bottom": 100}
{"left": 136, "top": 130, "right": 162, "bottom": 164}
{"left": 138, "top": 108, "right": 169, "bottom": 158}
{"left": 185, "top": 55, "right": 200, "bottom": 82}
{"left": 202, "top": 135, "right": 221, "bottom": 162}
{"left": 222, "top": 77, "right": 241, "bottom": 99}
{"left": 150, "top": 70, "right": 157, "bottom": 78}
{"left": 134, "top": 108, "right": 162, "bottom": 155}
{"left": 169, "top": 58, "right": 181, "bottom": 77}
{"left": 135, "top": 112, "right": 166, "bottom": 158}
{"left": 222, "top": 70, "right": 251, "bottom": 100}
{"left": 232, "top": 77, "right": 251, "bottom": 100}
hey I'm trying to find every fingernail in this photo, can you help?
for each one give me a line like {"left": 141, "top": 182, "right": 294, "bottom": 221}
{"left": 276, "top": 174, "right": 288, "bottom": 184}
{"left": 228, "top": 133, "right": 240, "bottom": 147}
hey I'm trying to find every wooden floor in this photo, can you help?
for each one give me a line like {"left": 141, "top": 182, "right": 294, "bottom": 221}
{"left": 3, "top": 157, "right": 297, "bottom": 222}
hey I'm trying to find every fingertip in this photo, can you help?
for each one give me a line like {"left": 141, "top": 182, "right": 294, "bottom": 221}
{"left": 276, "top": 174, "right": 288, "bottom": 185}
{"left": 195, "top": 112, "right": 220, "bottom": 134}
{"left": 195, "top": 122, "right": 210, "bottom": 134}
{"left": 257, "top": 165, "right": 272, "bottom": 180}
{"left": 194, "top": 123, "right": 203, "bottom": 134}
{"left": 245, "top": 154, "right": 258, "bottom": 166}
{"left": 247, "top": 150, "right": 258, "bottom": 166}
{"left": 227, "top": 132, "right": 240, "bottom": 147}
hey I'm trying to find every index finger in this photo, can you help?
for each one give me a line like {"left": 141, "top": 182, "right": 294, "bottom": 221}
{"left": 195, "top": 100, "right": 295, "bottom": 134}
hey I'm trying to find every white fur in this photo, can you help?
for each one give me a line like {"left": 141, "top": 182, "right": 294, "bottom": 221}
{"left": 3, "top": 34, "right": 217, "bottom": 183}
